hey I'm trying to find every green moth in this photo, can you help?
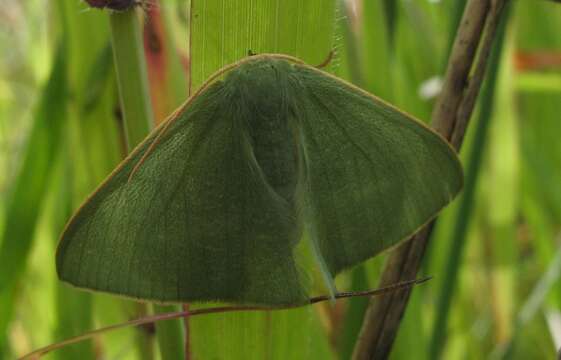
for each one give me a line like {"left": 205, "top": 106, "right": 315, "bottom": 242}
{"left": 56, "top": 54, "right": 463, "bottom": 306}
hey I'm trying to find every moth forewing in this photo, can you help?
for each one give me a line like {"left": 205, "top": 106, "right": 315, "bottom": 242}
{"left": 56, "top": 54, "right": 462, "bottom": 306}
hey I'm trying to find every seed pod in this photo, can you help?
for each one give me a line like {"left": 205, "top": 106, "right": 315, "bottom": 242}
{"left": 84, "top": 0, "right": 139, "bottom": 11}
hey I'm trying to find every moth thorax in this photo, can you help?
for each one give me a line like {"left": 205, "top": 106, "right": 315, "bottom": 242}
{"left": 227, "top": 59, "right": 299, "bottom": 201}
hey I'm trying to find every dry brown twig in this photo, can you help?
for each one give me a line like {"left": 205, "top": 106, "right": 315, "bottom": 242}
{"left": 20, "top": 278, "right": 430, "bottom": 360}
{"left": 352, "top": 0, "right": 511, "bottom": 359}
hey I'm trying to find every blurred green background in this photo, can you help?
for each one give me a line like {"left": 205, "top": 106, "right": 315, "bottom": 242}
{"left": 1, "top": 0, "right": 561, "bottom": 359}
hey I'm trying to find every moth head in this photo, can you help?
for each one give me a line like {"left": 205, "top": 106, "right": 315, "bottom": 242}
{"left": 225, "top": 57, "right": 297, "bottom": 118}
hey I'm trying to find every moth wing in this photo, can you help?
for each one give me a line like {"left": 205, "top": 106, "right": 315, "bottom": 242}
{"left": 57, "top": 82, "right": 306, "bottom": 305}
{"left": 293, "top": 65, "right": 463, "bottom": 276}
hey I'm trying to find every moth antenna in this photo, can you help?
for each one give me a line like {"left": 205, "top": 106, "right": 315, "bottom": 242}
{"left": 314, "top": 50, "right": 335, "bottom": 69}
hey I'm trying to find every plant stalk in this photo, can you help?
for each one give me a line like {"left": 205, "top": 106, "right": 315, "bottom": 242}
{"left": 429, "top": 6, "right": 510, "bottom": 356}
{"left": 109, "top": 8, "right": 186, "bottom": 360}
{"left": 352, "top": 1, "right": 511, "bottom": 358}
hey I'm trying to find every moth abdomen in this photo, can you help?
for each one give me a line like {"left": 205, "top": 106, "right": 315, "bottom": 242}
{"left": 248, "top": 112, "right": 299, "bottom": 202}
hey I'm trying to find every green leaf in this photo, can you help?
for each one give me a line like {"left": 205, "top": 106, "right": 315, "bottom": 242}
{"left": 0, "top": 42, "right": 68, "bottom": 346}
{"left": 187, "top": 1, "right": 338, "bottom": 358}
{"left": 189, "top": 306, "right": 331, "bottom": 359}
{"left": 56, "top": 55, "right": 462, "bottom": 305}
{"left": 190, "top": 0, "right": 337, "bottom": 90}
